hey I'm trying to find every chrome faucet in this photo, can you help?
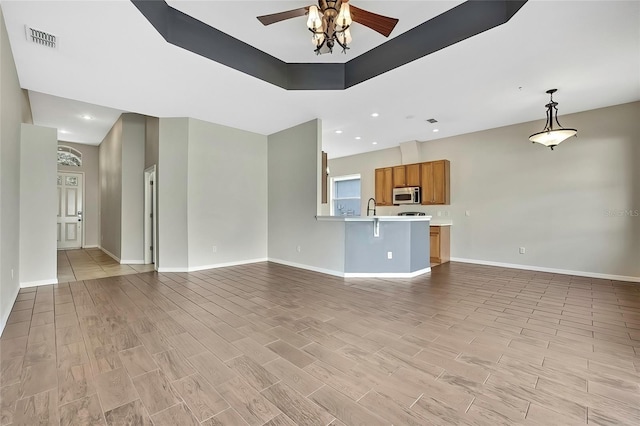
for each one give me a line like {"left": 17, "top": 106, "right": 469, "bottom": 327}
{"left": 366, "top": 198, "right": 377, "bottom": 216}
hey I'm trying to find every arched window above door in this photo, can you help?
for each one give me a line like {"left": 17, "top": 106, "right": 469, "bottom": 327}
{"left": 57, "top": 145, "right": 82, "bottom": 167}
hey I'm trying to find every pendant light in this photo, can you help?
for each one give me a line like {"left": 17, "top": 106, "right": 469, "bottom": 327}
{"left": 529, "top": 89, "right": 577, "bottom": 150}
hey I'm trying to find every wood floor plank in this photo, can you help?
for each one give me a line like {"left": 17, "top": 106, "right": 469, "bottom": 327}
{"left": 150, "top": 402, "right": 200, "bottom": 426}
{"left": 103, "top": 399, "right": 152, "bottom": 426}
{"left": 172, "top": 373, "right": 229, "bottom": 422}
{"left": 216, "top": 377, "right": 282, "bottom": 426}
{"left": 260, "top": 382, "right": 334, "bottom": 426}
{"left": 59, "top": 394, "right": 105, "bottom": 426}
{"left": 308, "top": 386, "right": 387, "bottom": 426}
{"left": 93, "top": 367, "right": 138, "bottom": 412}
{"left": 131, "top": 369, "right": 181, "bottom": 415}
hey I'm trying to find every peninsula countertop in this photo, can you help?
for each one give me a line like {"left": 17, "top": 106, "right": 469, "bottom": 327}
{"left": 316, "top": 215, "right": 432, "bottom": 222}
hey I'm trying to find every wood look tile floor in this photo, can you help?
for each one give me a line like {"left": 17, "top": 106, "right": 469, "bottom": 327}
{"left": 57, "top": 249, "right": 155, "bottom": 282}
{"left": 2, "top": 261, "right": 639, "bottom": 425}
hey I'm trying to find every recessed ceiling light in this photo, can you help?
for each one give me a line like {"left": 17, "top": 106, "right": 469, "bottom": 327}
{"left": 372, "top": 141, "right": 378, "bottom": 145}
{"left": 371, "top": 113, "right": 379, "bottom": 117}
{"left": 335, "top": 130, "right": 342, "bottom": 134}
{"left": 355, "top": 136, "right": 361, "bottom": 140}
{"left": 80, "top": 114, "right": 93, "bottom": 120}
{"left": 433, "top": 129, "right": 439, "bottom": 133}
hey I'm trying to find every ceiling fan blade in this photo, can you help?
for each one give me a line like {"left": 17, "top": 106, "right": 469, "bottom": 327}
{"left": 350, "top": 5, "right": 398, "bottom": 37}
{"left": 257, "top": 7, "right": 309, "bottom": 26}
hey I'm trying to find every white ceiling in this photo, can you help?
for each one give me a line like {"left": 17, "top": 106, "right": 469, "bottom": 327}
{"left": 2, "top": 0, "right": 639, "bottom": 158}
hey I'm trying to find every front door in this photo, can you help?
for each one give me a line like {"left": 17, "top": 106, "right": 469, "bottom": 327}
{"left": 57, "top": 172, "right": 83, "bottom": 249}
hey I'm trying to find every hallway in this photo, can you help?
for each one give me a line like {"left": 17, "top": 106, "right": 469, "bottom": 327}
{"left": 57, "top": 248, "right": 155, "bottom": 283}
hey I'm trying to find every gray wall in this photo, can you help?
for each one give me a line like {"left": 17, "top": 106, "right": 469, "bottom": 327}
{"left": 328, "top": 102, "right": 640, "bottom": 280}
{"left": 120, "top": 114, "right": 145, "bottom": 262}
{"left": 267, "top": 119, "right": 345, "bottom": 274}
{"left": 99, "top": 117, "right": 123, "bottom": 259}
{"left": 145, "top": 116, "right": 159, "bottom": 170}
{"left": 187, "top": 118, "right": 267, "bottom": 269}
{"left": 158, "top": 118, "right": 189, "bottom": 269}
{"left": 0, "top": 8, "right": 27, "bottom": 333}
{"left": 20, "top": 124, "right": 57, "bottom": 286}
{"left": 58, "top": 141, "right": 100, "bottom": 247}
{"left": 99, "top": 113, "right": 146, "bottom": 261}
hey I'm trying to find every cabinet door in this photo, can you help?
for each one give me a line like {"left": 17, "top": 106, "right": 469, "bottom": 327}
{"left": 382, "top": 167, "right": 393, "bottom": 205}
{"left": 421, "top": 162, "right": 434, "bottom": 204}
{"left": 432, "top": 160, "right": 449, "bottom": 204}
{"left": 375, "top": 167, "right": 394, "bottom": 206}
{"left": 405, "top": 164, "right": 421, "bottom": 187}
{"left": 393, "top": 166, "right": 406, "bottom": 188}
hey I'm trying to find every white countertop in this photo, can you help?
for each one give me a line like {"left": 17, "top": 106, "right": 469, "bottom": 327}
{"left": 316, "top": 215, "right": 432, "bottom": 222}
{"left": 430, "top": 222, "right": 452, "bottom": 226}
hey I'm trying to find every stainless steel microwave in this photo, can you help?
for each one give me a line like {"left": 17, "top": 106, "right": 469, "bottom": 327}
{"left": 393, "top": 187, "right": 421, "bottom": 204}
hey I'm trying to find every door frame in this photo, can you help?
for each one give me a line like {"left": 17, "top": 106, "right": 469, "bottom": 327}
{"left": 57, "top": 171, "right": 85, "bottom": 250}
{"left": 144, "top": 165, "right": 158, "bottom": 268}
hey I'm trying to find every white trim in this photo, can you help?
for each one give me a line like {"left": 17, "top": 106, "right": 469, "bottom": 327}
{"left": 188, "top": 258, "right": 268, "bottom": 272}
{"left": 83, "top": 245, "right": 99, "bottom": 249}
{"left": 450, "top": 257, "right": 640, "bottom": 283}
{"left": 157, "top": 267, "right": 188, "bottom": 273}
{"left": 268, "top": 258, "right": 344, "bottom": 277}
{"left": 344, "top": 267, "right": 431, "bottom": 278}
{"left": 158, "top": 258, "right": 268, "bottom": 273}
{"left": 100, "top": 247, "right": 120, "bottom": 263}
{"left": 0, "top": 284, "right": 20, "bottom": 336}
{"left": 120, "top": 260, "right": 145, "bottom": 265}
{"left": 20, "top": 278, "right": 58, "bottom": 288}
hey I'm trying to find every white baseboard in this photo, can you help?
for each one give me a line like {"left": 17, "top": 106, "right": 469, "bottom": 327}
{"left": 450, "top": 257, "right": 640, "bottom": 283}
{"left": 344, "top": 267, "right": 431, "bottom": 278}
{"left": 83, "top": 245, "right": 99, "bottom": 249}
{"left": 120, "top": 260, "right": 145, "bottom": 265}
{"left": 0, "top": 284, "right": 20, "bottom": 337}
{"left": 158, "top": 258, "right": 268, "bottom": 273}
{"left": 21, "top": 278, "right": 58, "bottom": 288}
{"left": 100, "top": 247, "right": 121, "bottom": 263}
{"left": 267, "top": 258, "right": 345, "bottom": 278}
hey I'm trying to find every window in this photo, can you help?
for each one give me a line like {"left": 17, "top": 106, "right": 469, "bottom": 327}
{"left": 331, "top": 174, "right": 361, "bottom": 216}
{"left": 57, "top": 145, "right": 82, "bottom": 167}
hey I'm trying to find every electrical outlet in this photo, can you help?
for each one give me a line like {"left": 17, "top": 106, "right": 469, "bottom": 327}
{"left": 212, "top": 245, "right": 217, "bottom": 253}
{"left": 519, "top": 247, "right": 526, "bottom": 254}
{"left": 296, "top": 245, "right": 301, "bottom": 253}
{"left": 387, "top": 251, "right": 393, "bottom": 259}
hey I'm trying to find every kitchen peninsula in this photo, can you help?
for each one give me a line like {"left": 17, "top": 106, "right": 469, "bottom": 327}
{"left": 316, "top": 215, "right": 431, "bottom": 277}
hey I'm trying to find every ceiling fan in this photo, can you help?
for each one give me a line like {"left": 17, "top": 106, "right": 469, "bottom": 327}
{"left": 257, "top": 0, "right": 399, "bottom": 55}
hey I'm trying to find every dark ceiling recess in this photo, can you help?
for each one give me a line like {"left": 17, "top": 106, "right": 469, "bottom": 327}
{"left": 131, "top": 0, "right": 528, "bottom": 91}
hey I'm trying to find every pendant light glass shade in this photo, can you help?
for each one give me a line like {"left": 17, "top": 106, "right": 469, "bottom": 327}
{"left": 336, "top": 3, "right": 352, "bottom": 28}
{"left": 307, "top": 5, "right": 322, "bottom": 30}
{"left": 337, "top": 28, "right": 352, "bottom": 45}
{"left": 529, "top": 89, "right": 577, "bottom": 150}
{"left": 529, "top": 128, "right": 577, "bottom": 147}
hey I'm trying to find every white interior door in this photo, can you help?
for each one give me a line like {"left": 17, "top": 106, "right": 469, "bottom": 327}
{"left": 57, "top": 172, "right": 83, "bottom": 249}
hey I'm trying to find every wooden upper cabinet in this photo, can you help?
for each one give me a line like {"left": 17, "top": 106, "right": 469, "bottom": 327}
{"left": 375, "top": 167, "right": 393, "bottom": 206}
{"left": 421, "top": 160, "right": 450, "bottom": 205}
{"left": 405, "top": 164, "right": 421, "bottom": 187}
{"left": 393, "top": 164, "right": 420, "bottom": 188}
{"left": 392, "top": 166, "right": 406, "bottom": 188}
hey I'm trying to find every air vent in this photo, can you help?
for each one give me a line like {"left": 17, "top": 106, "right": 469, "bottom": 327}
{"left": 25, "top": 26, "right": 56, "bottom": 48}
{"left": 426, "top": 118, "right": 438, "bottom": 123}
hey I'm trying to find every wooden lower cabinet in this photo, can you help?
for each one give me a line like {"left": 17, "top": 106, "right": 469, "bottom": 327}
{"left": 430, "top": 225, "right": 450, "bottom": 264}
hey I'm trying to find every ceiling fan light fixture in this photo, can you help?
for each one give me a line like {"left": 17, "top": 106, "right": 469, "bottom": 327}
{"left": 529, "top": 89, "right": 577, "bottom": 150}
{"left": 336, "top": 3, "right": 352, "bottom": 28}
{"left": 307, "top": 5, "right": 322, "bottom": 31}
{"left": 337, "top": 27, "right": 352, "bottom": 45}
